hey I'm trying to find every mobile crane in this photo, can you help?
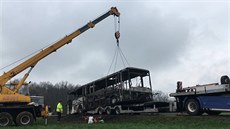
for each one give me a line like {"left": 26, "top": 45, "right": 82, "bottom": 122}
{"left": 0, "top": 7, "right": 120, "bottom": 126}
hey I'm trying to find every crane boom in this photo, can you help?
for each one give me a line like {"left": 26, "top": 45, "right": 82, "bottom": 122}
{"left": 0, "top": 7, "right": 120, "bottom": 96}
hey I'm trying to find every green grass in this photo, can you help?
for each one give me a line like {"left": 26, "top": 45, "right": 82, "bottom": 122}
{"left": 5, "top": 115, "right": 230, "bottom": 129}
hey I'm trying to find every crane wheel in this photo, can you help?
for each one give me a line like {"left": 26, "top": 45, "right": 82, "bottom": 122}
{"left": 0, "top": 112, "right": 13, "bottom": 127}
{"left": 220, "top": 75, "right": 230, "bottom": 85}
{"left": 16, "top": 111, "right": 34, "bottom": 126}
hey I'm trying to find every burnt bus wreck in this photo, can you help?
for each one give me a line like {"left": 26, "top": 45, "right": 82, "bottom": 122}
{"left": 67, "top": 67, "right": 168, "bottom": 115}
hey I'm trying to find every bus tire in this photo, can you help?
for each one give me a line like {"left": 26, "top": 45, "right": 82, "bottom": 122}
{"left": 78, "top": 105, "right": 83, "bottom": 114}
{"left": 111, "top": 96, "right": 118, "bottom": 105}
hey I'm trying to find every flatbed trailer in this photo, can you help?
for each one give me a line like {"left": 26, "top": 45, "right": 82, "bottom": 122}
{"left": 170, "top": 75, "right": 230, "bottom": 115}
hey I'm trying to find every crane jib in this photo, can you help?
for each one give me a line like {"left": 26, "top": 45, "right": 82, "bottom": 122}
{"left": 79, "top": 11, "right": 112, "bottom": 33}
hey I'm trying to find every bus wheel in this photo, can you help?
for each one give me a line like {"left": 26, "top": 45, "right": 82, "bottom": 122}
{"left": 16, "top": 111, "right": 34, "bottom": 126}
{"left": 185, "top": 99, "right": 202, "bottom": 116}
{"left": 115, "top": 107, "right": 120, "bottom": 115}
{"left": 105, "top": 107, "right": 111, "bottom": 115}
{"left": 78, "top": 105, "right": 83, "bottom": 114}
{"left": 0, "top": 112, "right": 13, "bottom": 127}
{"left": 111, "top": 97, "right": 118, "bottom": 105}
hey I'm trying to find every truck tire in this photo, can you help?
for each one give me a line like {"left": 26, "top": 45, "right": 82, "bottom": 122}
{"left": 220, "top": 75, "right": 230, "bottom": 85}
{"left": 16, "top": 111, "right": 34, "bottom": 126}
{"left": 0, "top": 112, "right": 13, "bottom": 127}
{"left": 185, "top": 99, "right": 202, "bottom": 116}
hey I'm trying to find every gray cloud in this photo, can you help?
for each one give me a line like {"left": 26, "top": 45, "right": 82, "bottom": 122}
{"left": 1, "top": 1, "right": 228, "bottom": 93}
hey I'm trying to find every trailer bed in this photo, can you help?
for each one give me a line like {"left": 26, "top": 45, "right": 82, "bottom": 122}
{"left": 170, "top": 84, "right": 230, "bottom": 97}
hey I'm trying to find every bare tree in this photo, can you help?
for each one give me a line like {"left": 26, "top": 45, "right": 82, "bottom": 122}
{"left": 153, "top": 90, "right": 169, "bottom": 102}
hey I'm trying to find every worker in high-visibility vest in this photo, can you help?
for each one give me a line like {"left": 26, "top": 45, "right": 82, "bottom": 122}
{"left": 56, "top": 100, "right": 63, "bottom": 121}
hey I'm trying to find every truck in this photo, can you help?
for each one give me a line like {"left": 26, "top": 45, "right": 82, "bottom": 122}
{"left": 170, "top": 75, "right": 230, "bottom": 115}
{"left": 0, "top": 7, "right": 120, "bottom": 126}
{"left": 67, "top": 67, "right": 169, "bottom": 115}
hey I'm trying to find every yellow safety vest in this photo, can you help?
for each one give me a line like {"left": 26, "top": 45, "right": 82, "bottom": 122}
{"left": 56, "top": 102, "right": 63, "bottom": 113}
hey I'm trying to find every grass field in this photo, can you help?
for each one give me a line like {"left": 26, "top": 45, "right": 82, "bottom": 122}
{"left": 5, "top": 114, "right": 230, "bottom": 129}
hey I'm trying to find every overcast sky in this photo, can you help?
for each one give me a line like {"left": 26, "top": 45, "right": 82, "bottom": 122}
{"left": 0, "top": 0, "right": 229, "bottom": 93}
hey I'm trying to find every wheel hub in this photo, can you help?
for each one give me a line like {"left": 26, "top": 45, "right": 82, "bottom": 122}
{"left": 188, "top": 101, "right": 197, "bottom": 112}
{"left": 21, "top": 115, "right": 30, "bottom": 125}
{"left": 0, "top": 117, "right": 9, "bottom": 126}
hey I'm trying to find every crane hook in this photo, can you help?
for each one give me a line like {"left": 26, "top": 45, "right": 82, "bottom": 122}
{"left": 115, "top": 31, "right": 120, "bottom": 46}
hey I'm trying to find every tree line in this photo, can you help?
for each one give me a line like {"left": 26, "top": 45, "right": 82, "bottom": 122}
{"left": 29, "top": 81, "right": 79, "bottom": 114}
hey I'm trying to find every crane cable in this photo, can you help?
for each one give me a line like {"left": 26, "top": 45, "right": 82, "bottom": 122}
{"left": 107, "top": 16, "right": 130, "bottom": 75}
